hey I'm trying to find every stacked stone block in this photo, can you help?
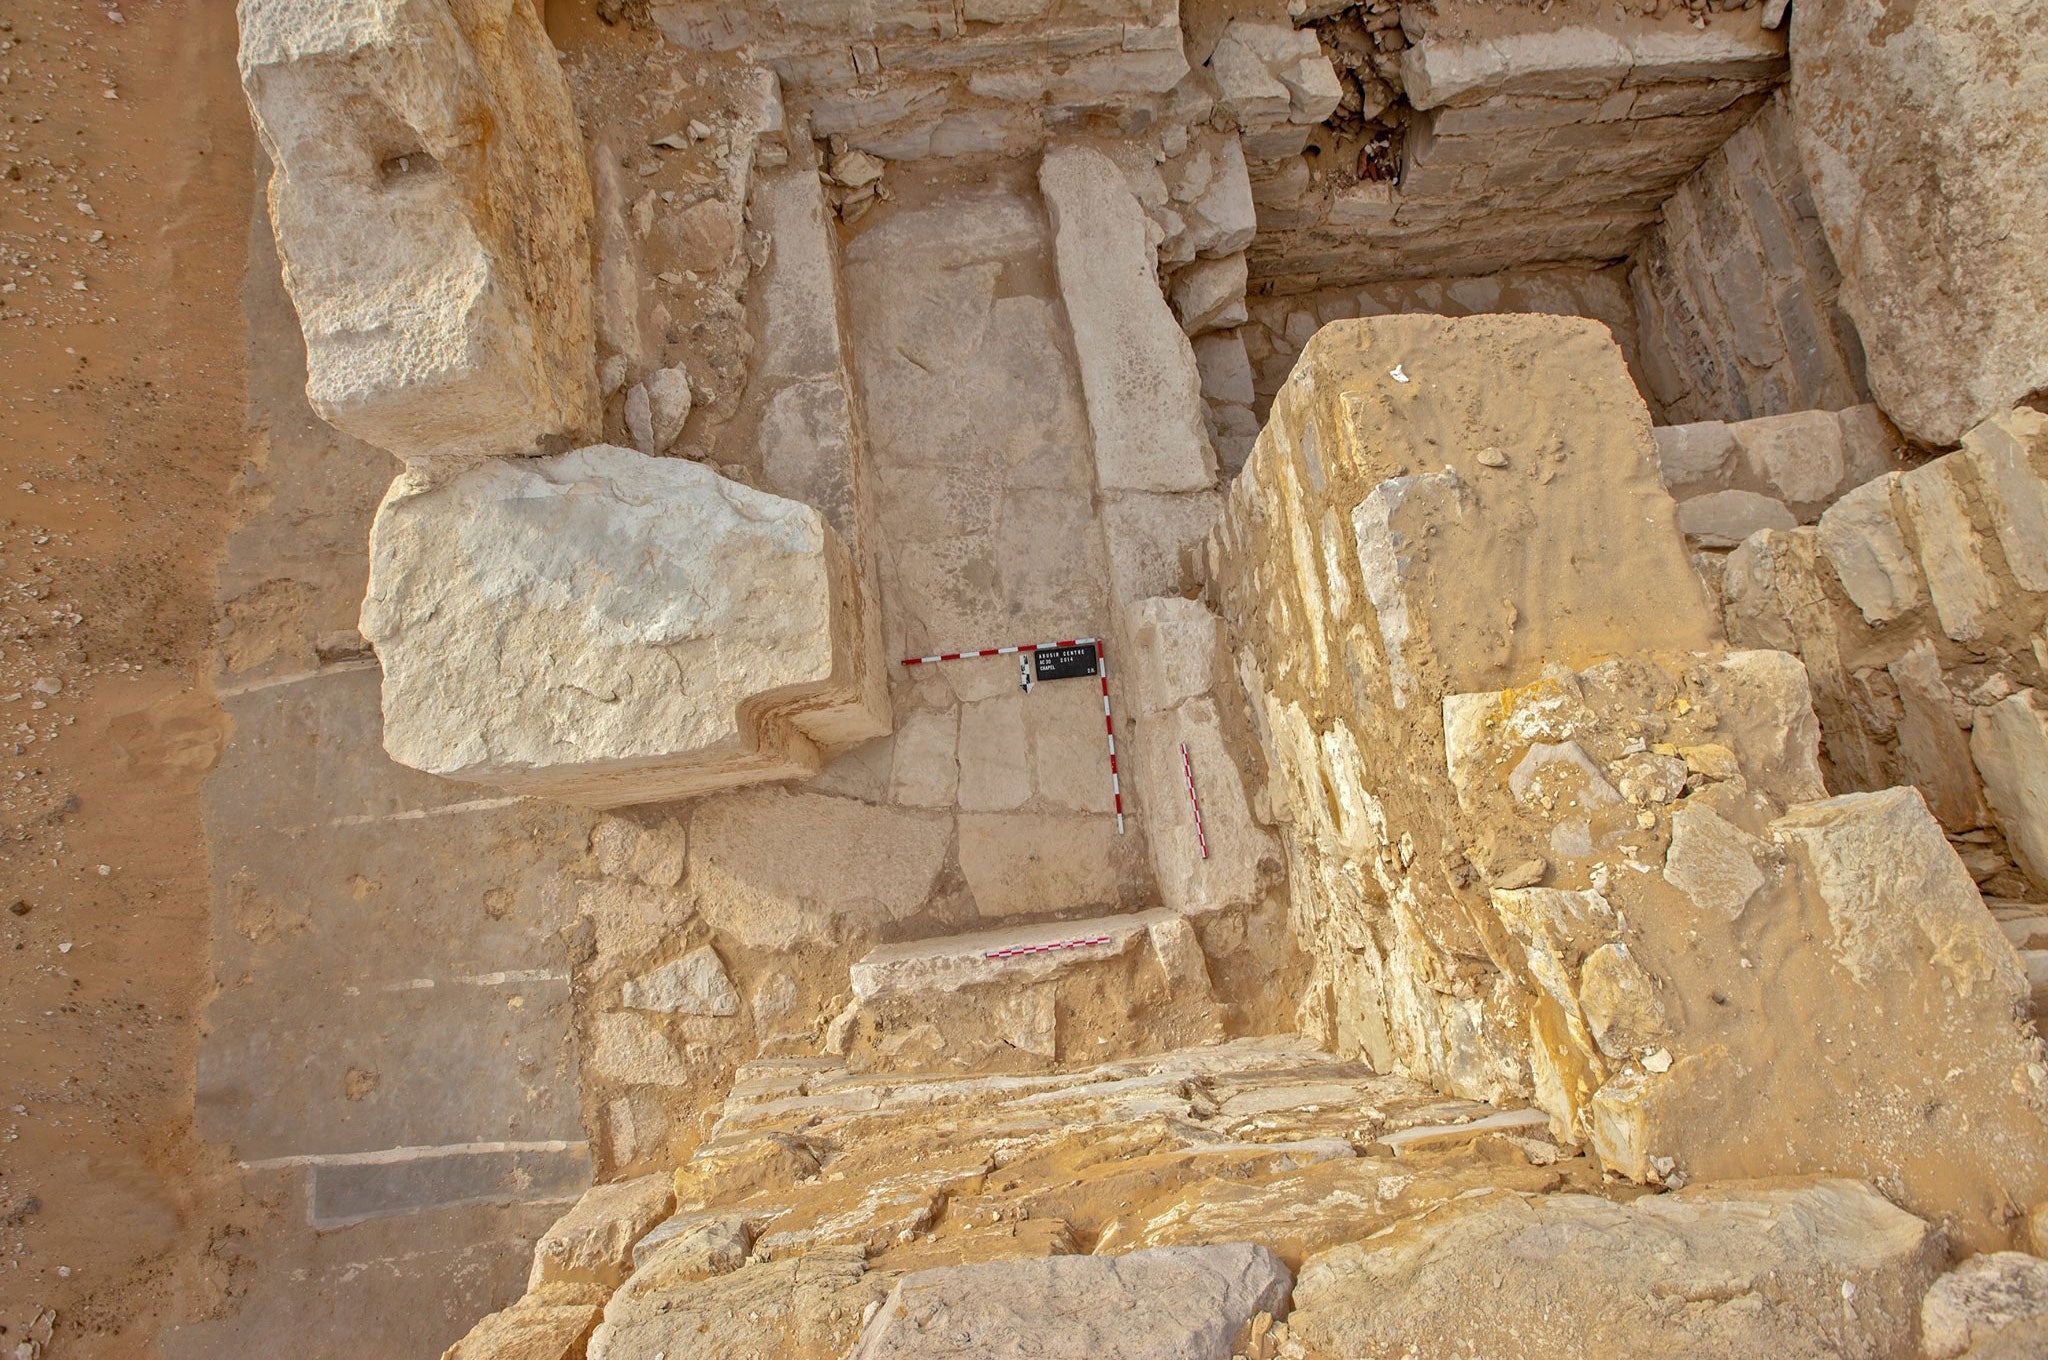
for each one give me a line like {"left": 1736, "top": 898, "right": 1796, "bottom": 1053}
{"left": 1629, "top": 91, "right": 1867, "bottom": 426}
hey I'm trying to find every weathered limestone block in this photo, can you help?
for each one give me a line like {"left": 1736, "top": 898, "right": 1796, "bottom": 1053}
{"left": 1652, "top": 421, "right": 1736, "bottom": 497}
{"left": 1169, "top": 253, "right": 1249, "bottom": 336}
{"left": 1922, "top": 1253, "right": 2048, "bottom": 1360}
{"left": 1287, "top": 1181, "right": 1942, "bottom": 1360}
{"left": 1899, "top": 456, "right": 2001, "bottom": 643}
{"left": 238, "top": 0, "right": 599, "bottom": 461}
{"left": 1789, "top": 1, "right": 2048, "bottom": 446}
{"left": 441, "top": 1300, "right": 603, "bottom": 1360}
{"left": 1816, "top": 473, "right": 1922, "bottom": 625}
{"left": 1041, "top": 144, "right": 1216, "bottom": 494}
{"left": 359, "top": 446, "right": 889, "bottom": 807}
{"left": 1973, "top": 690, "right": 2048, "bottom": 890}
{"left": 528, "top": 1173, "right": 675, "bottom": 1292}
{"left": 840, "top": 909, "right": 1226, "bottom": 1074}
{"left": 1216, "top": 314, "right": 2048, "bottom": 1245}
{"left": 1962, "top": 407, "right": 2048, "bottom": 594}
{"left": 1676, "top": 488, "right": 1797, "bottom": 547}
{"left": 848, "top": 1244, "right": 1290, "bottom": 1359}
{"left": 621, "top": 947, "right": 740, "bottom": 1017}
{"left": 588, "top": 1246, "right": 884, "bottom": 1360}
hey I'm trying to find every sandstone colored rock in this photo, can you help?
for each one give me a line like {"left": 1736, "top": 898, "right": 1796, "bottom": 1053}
{"left": 1662, "top": 803, "right": 1768, "bottom": 920}
{"left": 1972, "top": 691, "right": 2048, "bottom": 889}
{"left": 1816, "top": 473, "right": 1923, "bottom": 625}
{"left": 1040, "top": 144, "right": 1217, "bottom": 494}
{"left": 1652, "top": 421, "right": 1737, "bottom": 497}
{"left": 1961, "top": 407, "right": 2048, "bottom": 593}
{"left": 1900, "top": 456, "right": 2001, "bottom": 643}
{"left": 238, "top": 0, "right": 598, "bottom": 461}
{"left": 528, "top": 1173, "right": 675, "bottom": 1291}
{"left": 1790, "top": 0, "right": 2048, "bottom": 446}
{"left": 588, "top": 1245, "right": 885, "bottom": 1360}
{"left": 359, "top": 446, "right": 888, "bottom": 807}
{"left": 1676, "top": 488, "right": 1798, "bottom": 547}
{"left": 441, "top": 1301, "right": 602, "bottom": 1360}
{"left": 848, "top": 1244, "right": 1291, "bottom": 1359}
{"left": 621, "top": 947, "right": 740, "bottom": 1017}
{"left": 1922, "top": 1253, "right": 2048, "bottom": 1360}
{"left": 1287, "top": 1181, "right": 1942, "bottom": 1360}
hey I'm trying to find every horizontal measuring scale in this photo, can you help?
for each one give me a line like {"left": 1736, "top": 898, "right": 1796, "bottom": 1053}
{"left": 900, "top": 635, "right": 1124, "bottom": 833}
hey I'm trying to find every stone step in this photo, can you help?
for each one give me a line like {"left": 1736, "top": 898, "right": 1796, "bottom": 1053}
{"left": 834, "top": 909, "right": 1226, "bottom": 1076}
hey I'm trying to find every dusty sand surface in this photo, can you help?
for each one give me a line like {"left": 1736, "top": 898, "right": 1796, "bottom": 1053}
{"left": 0, "top": 2, "right": 253, "bottom": 1355}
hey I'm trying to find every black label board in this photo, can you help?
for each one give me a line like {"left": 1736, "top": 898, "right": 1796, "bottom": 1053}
{"left": 1032, "top": 644, "right": 1099, "bottom": 682}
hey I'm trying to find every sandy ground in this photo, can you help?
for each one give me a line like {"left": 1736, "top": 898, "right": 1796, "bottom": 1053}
{"left": 0, "top": 2, "right": 253, "bottom": 1355}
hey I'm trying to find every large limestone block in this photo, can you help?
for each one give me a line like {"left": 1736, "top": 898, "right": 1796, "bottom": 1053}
{"left": 1040, "top": 144, "right": 1217, "bottom": 494}
{"left": 359, "top": 446, "right": 888, "bottom": 807}
{"left": 1789, "top": 1, "right": 2048, "bottom": 445}
{"left": 848, "top": 1244, "right": 1290, "bottom": 1359}
{"left": 1923, "top": 1253, "right": 2048, "bottom": 1360}
{"left": 1899, "top": 456, "right": 2001, "bottom": 643}
{"left": 1973, "top": 690, "right": 2048, "bottom": 889}
{"left": 527, "top": 1173, "right": 675, "bottom": 1291}
{"left": 1287, "top": 1181, "right": 1943, "bottom": 1359}
{"left": 238, "top": 0, "right": 599, "bottom": 461}
{"left": 441, "top": 1301, "right": 602, "bottom": 1360}
{"left": 1816, "top": 472, "right": 1923, "bottom": 625}
{"left": 1961, "top": 407, "right": 2048, "bottom": 593}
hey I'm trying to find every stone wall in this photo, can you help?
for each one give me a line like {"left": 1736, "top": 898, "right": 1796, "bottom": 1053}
{"left": 1244, "top": 12, "right": 1785, "bottom": 292}
{"left": 1628, "top": 91, "right": 1867, "bottom": 427}
{"left": 1213, "top": 313, "right": 2048, "bottom": 1247}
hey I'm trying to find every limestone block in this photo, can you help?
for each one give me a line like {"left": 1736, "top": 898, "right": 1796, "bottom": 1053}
{"left": 1662, "top": 803, "right": 1768, "bottom": 920}
{"left": 1900, "top": 456, "right": 2001, "bottom": 643}
{"left": 1193, "top": 332, "right": 1256, "bottom": 409}
{"left": 849, "top": 1244, "right": 1291, "bottom": 1359}
{"left": 849, "top": 909, "right": 1172, "bottom": 1002}
{"left": 589, "top": 1247, "right": 885, "bottom": 1360}
{"left": 589, "top": 1013, "right": 692, "bottom": 1087}
{"left": 441, "top": 1302, "right": 602, "bottom": 1360}
{"left": 1401, "top": 27, "right": 1632, "bottom": 110}
{"left": 1125, "top": 596, "right": 1223, "bottom": 717}
{"left": 1816, "top": 473, "right": 1923, "bottom": 624}
{"left": 1922, "top": 1253, "right": 2048, "bottom": 1360}
{"left": 1675, "top": 489, "right": 1797, "bottom": 548}
{"left": 1972, "top": 691, "right": 2048, "bottom": 888}
{"left": 1138, "top": 699, "right": 1279, "bottom": 916}
{"left": 1287, "top": 1181, "right": 1941, "bottom": 1359}
{"left": 1102, "top": 490, "right": 1224, "bottom": 602}
{"left": 1731, "top": 409, "right": 1846, "bottom": 508}
{"left": 359, "top": 447, "right": 888, "bottom": 807}
{"left": 1208, "top": 23, "right": 1294, "bottom": 124}
{"left": 1652, "top": 421, "right": 1736, "bottom": 497}
{"left": 1888, "top": 641, "right": 1991, "bottom": 834}
{"left": 1837, "top": 404, "right": 1905, "bottom": 487}
{"left": 528, "top": 1174, "right": 675, "bottom": 1292}
{"left": 238, "top": 0, "right": 598, "bottom": 461}
{"left": 621, "top": 947, "right": 740, "bottom": 1017}
{"left": 887, "top": 708, "right": 958, "bottom": 809}
{"left": 1042, "top": 144, "right": 1216, "bottom": 494}
{"left": 1790, "top": 1, "right": 2048, "bottom": 445}
{"left": 1169, "top": 253, "right": 1249, "bottom": 337}
{"left": 959, "top": 812, "right": 1119, "bottom": 919}
{"left": 957, "top": 693, "right": 1032, "bottom": 813}
{"left": 1962, "top": 407, "right": 2048, "bottom": 593}
{"left": 690, "top": 788, "right": 951, "bottom": 949}
{"left": 1181, "top": 134, "right": 1257, "bottom": 260}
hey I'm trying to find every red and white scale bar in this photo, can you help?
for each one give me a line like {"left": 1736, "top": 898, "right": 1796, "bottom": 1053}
{"left": 984, "top": 933, "right": 1112, "bottom": 961}
{"left": 1180, "top": 741, "right": 1209, "bottom": 860}
{"left": 900, "top": 636, "right": 1124, "bottom": 834}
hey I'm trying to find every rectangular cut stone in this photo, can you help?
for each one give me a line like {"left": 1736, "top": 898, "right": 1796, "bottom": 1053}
{"left": 238, "top": 0, "right": 599, "bottom": 461}
{"left": 309, "top": 1144, "right": 591, "bottom": 1229}
{"left": 359, "top": 446, "right": 889, "bottom": 807}
{"left": 1898, "top": 456, "right": 2000, "bottom": 643}
{"left": 1041, "top": 144, "right": 1217, "bottom": 492}
{"left": 1972, "top": 690, "right": 2048, "bottom": 889}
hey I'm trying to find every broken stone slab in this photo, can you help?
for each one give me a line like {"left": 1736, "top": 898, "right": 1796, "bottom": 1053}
{"left": 1287, "top": 1180, "right": 1941, "bottom": 1359}
{"left": 848, "top": 1243, "right": 1291, "bottom": 1360}
{"left": 528, "top": 1173, "right": 676, "bottom": 1292}
{"left": 1040, "top": 143, "right": 1217, "bottom": 494}
{"left": 238, "top": 0, "right": 598, "bottom": 462}
{"left": 1922, "top": 1252, "right": 2048, "bottom": 1360}
{"left": 1730, "top": 409, "right": 1847, "bottom": 509}
{"left": 1193, "top": 332, "right": 1256, "bottom": 409}
{"left": 1376, "top": 1107, "right": 1550, "bottom": 1157}
{"left": 1675, "top": 488, "right": 1798, "bottom": 548}
{"left": 359, "top": 446, "right": 889, "bottom": 808}
{"left": 440, "top": 1300, "right": 603, "bottom": 1360}
{"left": 1790, "top": 1, "right": 2048, "bottom": 446}
{"left": 1815, "top": 472, "right": 1923, "bottom": 625}
{"left": 1972, "top": 690, "right": 2048, "bottom": 889}
{"left": 1888, "top": 641, "right": 1992, "bottom": 834}
{"left": 621, "top": 946, "right": 740, "bottom": 1017}
{"left": 587, "top": 1245, "right": 884, "bottom": 1360}
{"left": 1136, "top": 698, "right": 1281, "bottom": 917}
{"left": 1662, "top": 803, "right": 1768, "bottom": 920}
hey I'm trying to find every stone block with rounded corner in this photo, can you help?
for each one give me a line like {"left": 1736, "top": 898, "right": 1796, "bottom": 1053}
{"left": 360, "top": 445, "right": 888, "bottom": 808}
